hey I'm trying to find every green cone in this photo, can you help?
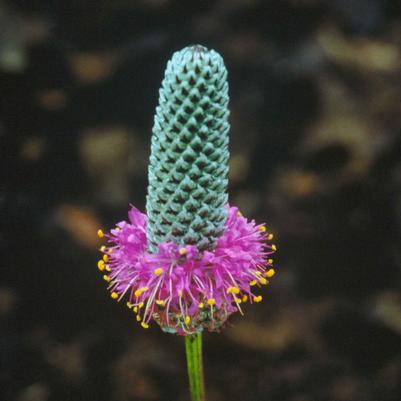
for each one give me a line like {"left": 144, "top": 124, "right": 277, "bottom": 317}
{"left": 146, "top": 45, "right": 230, "bottom": 252}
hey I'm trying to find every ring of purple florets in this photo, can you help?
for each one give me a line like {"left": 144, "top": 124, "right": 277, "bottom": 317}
{"left": 97, "top": 205, "right": 276, "bottom": 335}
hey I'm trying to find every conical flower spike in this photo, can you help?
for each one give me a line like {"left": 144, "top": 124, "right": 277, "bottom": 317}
{"left": 147, "top": 45, "right": 229, "bottom": 252}
{"left": 97, "top": 45, "right": 277, "bottom": 335}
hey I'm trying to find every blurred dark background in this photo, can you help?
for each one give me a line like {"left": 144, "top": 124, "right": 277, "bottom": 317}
{"left": 1, "top": 1, "right": 401, "bottom": 400}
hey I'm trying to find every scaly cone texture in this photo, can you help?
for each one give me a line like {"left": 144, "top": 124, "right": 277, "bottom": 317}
{"left": 96, "top": 46, "right": 277, "bottom": 335}
{"left": 146, "top": 45, "right": 229, "bottom": 252}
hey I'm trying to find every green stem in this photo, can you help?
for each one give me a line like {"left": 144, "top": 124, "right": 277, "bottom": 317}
{"left": 185, "top": 332, "right": 206, "bottom": 401}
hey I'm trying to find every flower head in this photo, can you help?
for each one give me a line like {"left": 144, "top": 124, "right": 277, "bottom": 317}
{"left": 98, "top": 205, "right": 276, "bottom": 335}
{"left": 96, "top": 45, "right": 277, "bottom": 335}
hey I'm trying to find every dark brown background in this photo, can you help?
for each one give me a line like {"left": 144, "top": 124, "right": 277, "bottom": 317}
{"left": 1, "top": 1, "right": 401, "bottom": 400}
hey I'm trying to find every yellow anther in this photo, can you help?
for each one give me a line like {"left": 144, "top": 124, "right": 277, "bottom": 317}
{"left": 185, "top": 316, "right": 191, "bottom": 325}
{"left": 267, "top": 233, "right": 274, "bottom": 240}
{"left": 134, "top": 287, "right": 149, "bottom": 297}
{"left": 115, "top": 227, "right": 121, "bottom": 231}
{"left": 254, "top": 295, "right": 263, "bottom": 303}
{"left": 178, "top": 290, "right": 183, "bottom": 297}
{"left": 103, "top": 275, "right": 111, "bottom": 282}
{"left": 207, "top": 298, "right": 216, "bottom": 306}
{"left": 268, "top": 258, "right": 273, "bottom": 264}
{"left": 138, "top": 302, "right": 144, "bottom": 308}
{"left": 99, "top": 245, "right": 106, "bottom": 252}
{"left": 250, "top": 280, "right": 257, "bottom": 286}
{"left": 198, "top": 302, "right": 204, "bottom": 308}
{"left": 258, "top": 226, "right": 266, "bottom": 232}
{"left": 266, "top": 268, "right": 275, "bottom": 278}
{"left": 259, "top": 277, "right": 268, "bottom": 285}
{"left": 272, "top": 244, "right": 277, "bottom": 251}
{"left": 141, "top": 322, "right": 149, "bottom": 329}
{"left": 108, "top": 248, "right": 113, "bottom": 253}
{"left": 103, "top": 254, "right": 109, "bottom": 262}
{"left": 105, "top": 266, "right": 111, "bottom": 272}
{"left": 97, "top": 260, "right": 105, "bottom": 271}
{"left": 179, "top": 248, "right": 187, "bottom": 256}
{"left": 136, "top": 315, "right": 141, "bottom": 321}
{"left": 242, "top": 294, "right": 248, "bottom": 303}
{"left": 111, "top": 292, "right": 118, "bottom": 299}
{"left": 227, "top": 286, "right": 240, "bottom": 294}
{"left": 154, "top": 268, "right": 164, "bottom": 276}
{"left": 97, "top": 229, "right": 104, "bottom": 238}
{"left": 237, "top": 210, "right": 242, "bottom": 217}
{"left": 234, "top": 297, "right": 242, "bottom": 304}
{"left": 156, "top": 300, "right": 165, "bottom": 306}
{"left": 133, "top": 306, "right": 138, "bottom": 313}
{"left": 126, "top": 302, "right": 133, "bottom": 308}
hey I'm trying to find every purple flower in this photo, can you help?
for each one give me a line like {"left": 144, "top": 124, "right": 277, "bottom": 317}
{"left": 97, "top": 205, "right": 276, "bottom": 335}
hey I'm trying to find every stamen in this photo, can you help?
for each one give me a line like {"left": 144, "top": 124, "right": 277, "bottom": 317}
{"left": 207, "top": 298, "right": 216, "bottom": 306}
{"left": 254, "top": 295, "right": 263, "bottom": 303}
{"left": 111, "top": 292, "right": 118, "bottom": 299}
{"left": 271, "top": 244, "right": 277, "bottom": 251}
{"left": 133, "top": 306, "right": 138, "bottom": 313}
{"left": 265, "top": 268, "right": 275, "bottom": 278}
{"left": 258, "top": 226, "right": 266, "bottom": 232}
{"left": 268, "top": 258, "right": 273, "bottom": 264}
{"left": 242, "top": 294, "right": 248, "bottom": 302}
{"left": 103, "top": 275, "right": 111, "bottom": 282}
{"left": 134, "top": 287, "right": 149, "bottom": 297}
{"left": 99, "top": 245, "right": 106, "bottom": 252}
{"left": 136, "top": 315, "right": 141, "bottom": 321}
{"left": 267, "top": 233, "right": 274, "bottom": 240}
{"left": 97, "top": 260, "right": 105, "bottom": 271}
{"left": 126, "top": 302, "right": 133, "bottom": 308}
{"left": 97, "top": 229, "right": 104, "bottom": 238}
{"left": 141, "top": 322, "right": 149, "bottom": 329}
{"left": 185, "top": 316, "right": 191, "bottom": 325}
{"left": 234, "top": 297, "right": 242, "bottom": 304}
{"left": 156, "top": 300, "right": 166, "bottom": 306}
{"left": 259, "top": 277, "right": 268, "bottom": 285}
{"left": 250, "top": 280, "right": 257, "bottom": 286}
{"left": 154, "top": 268, "right": 164, "bottom": 275}
{"left": 103, "top": 254, "right": 109, "bottom": 262}
{"left": 198, "top": 302, "right": 204, "bottom": 308}
{"left": 179, "top": 248, "right": 187, "bottom": 256}
{"left": 178, "top": 290, "right": 183, "bottom": 297}
{"left": 227, "top": 286, "right": 240, "bottom": 294}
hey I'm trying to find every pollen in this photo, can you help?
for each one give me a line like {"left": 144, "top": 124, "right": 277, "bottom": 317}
{"left": 179, "top": 248, "right": 187, "bottom": 256}
{"left": 156, "top": 300, "right": 165, "bottom": 306}
{"left": 141, "top": 322, "right": 149, "bottom": 329}
{"left": 250, "top": 280, "right": 257, "bottom": 286}
{"left": 138, "top": 302, "right": 144, "bottom": 308}
{"left": 198, "top": 302, "right": 204, "bottom": 308}
{"left": 103, "top": 275, "right": 111, "bottom": 282}
{"left": 227, "top": 286, "right": 240, "bottom": 294}
{"left": 254, "top": 295, "right": 263, "bottom": 303}
{"left": 103, "top": 254, "right": 109, "bottom": 262}
{"left": 133, "top": 306, "right": 138, "bottom": 313}
{"left": 268, "top": 258, "right": 273, "bottom": 264}
{"left": 234, "top": 297, "right": 242, "bottom": 304}
{"left": 265, "top": 268, "right": 275, "bottom": 278}
{"left": 136, "top": 315, "right": 141, "bottom": 321}
{"left": 267, "top": 233, "right": 274, "bottom": 240}
{"left": 105, "top": 266, "right": 111, "bottom": 272}
{"left": 272, "top": 244, "right": 277, "bottom": 251}
{"left": 178, "top": 290, "right": 183, "bottom": 297}
{"left": 185, "top": 316, "right": 191, "bottom": 325}
{"left": 97, "top": 260, "right": 105, "bottom": 271}
{"left": 126, "top": 302, "right": 133, "bottom": 308}
{"left": 97, "top": 229, "right": 104, "bottom": 238}
{"left": 259, "top": 277, "right": 268, "bottom": 285}
{"left": 242, "top": 294, "right": 248, "bottom": 302}
{"left": 207, "top": 298, "right": 216, "bottom": 306}
{"left": 111, "top": 292, "right": 118, "bottom": 299}
{"left": 237, "top": 210, "right": 242, "bottom": 217}
{"left": 258, "top": 225, "right": 266, "bottom": 232}
{"left": 154, "top": 267, "right": 164, "bottom": 275}
{"left": 99, "top": 245, "right": 106, "bottom": 252}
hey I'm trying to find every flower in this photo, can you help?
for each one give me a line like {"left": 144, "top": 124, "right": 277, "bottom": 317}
{"left": 97, "top": 205, "right": 276, "bottom": 335}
